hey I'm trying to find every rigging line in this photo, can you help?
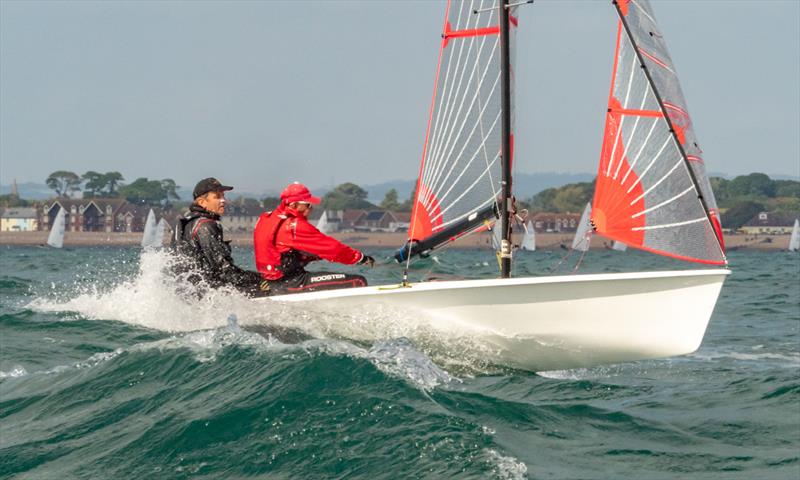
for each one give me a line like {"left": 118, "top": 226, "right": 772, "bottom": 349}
{"left": 422, "top": 1, "right": 471, "bottom": 198}
{"left": 632, "top": 217, "right": 706, "bottom": 231}
{"left": 620, "top": 115, "right": 659, "bottom": 186}
{"left": 614, "top": 0, "right": 725, "bottom": 259}
{"left": 631, "top": 184, "right": 695, "bottom": 219}
{"left": 625, "top": 135, "right": 672, "bottom": 194}
{"left": 423, "top": 1, "right": 488, "bottom": 194}
{"left": 425, "top": 38, "right": 500, "bottom": 201}
{"left": 429, "top": 152, "right": 500, "bottom": 223}
{"left": 425, "top": 25, "right": 498, "bottom": 197}
{"left": 613, "top": 82, "right": 651, "bottom": 180}
{"left": 606, "top": 51, "right": 639, "bottom": 177}
{"left": 429, "top": 108, "right": 501, "bottom": 208}
{"left": 629, "top": 158, "right": 683, "bottom": 205}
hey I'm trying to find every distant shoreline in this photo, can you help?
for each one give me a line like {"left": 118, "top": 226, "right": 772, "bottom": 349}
{"left": 0, "top": 231, "right": 792, "bottom": 251}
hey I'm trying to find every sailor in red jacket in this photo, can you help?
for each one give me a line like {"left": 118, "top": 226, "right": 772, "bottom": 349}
{"left": 254, "top": 182, "right": 374, "bottom": 294}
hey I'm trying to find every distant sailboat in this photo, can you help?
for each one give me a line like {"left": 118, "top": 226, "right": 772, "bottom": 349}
{"left": 316, "top": 210, "right": 331, "bottom": 234}
{"left": 790, "top": 219, "right": 799, "bottom": 252}
{"left": 153, "top": 218, "right": 167, "bottom": 247}
{"left": 612, "top": 241, "right": 628, "bottom": 252}
{"left": 46, "top": 207, "right": 66, "bottom": 248}
{"left": 571, "top": 203, "right": 593, "bottom": 252}
{"left": 141, "top": 209, "right": 157, "bottom": 248}
{"left": 520, "top": 220, "right": 536, "bottom": 251}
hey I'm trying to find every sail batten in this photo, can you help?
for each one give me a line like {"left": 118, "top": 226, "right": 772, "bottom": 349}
{"left": 593, "top": 0, "right": 726, "bottom": 265}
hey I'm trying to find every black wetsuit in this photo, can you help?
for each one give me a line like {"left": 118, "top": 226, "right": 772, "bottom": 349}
{"left": 172, "top": 205, "right": 270, "bottom": 297}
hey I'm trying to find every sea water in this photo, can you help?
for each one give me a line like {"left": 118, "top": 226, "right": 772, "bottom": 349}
{"left": 0, "top": 246, "right": 798, "bottom": 479}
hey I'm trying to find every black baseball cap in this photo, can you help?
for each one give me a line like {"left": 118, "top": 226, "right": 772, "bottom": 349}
{"left": 193, "top": 177, "right": 233, "bottom": 199}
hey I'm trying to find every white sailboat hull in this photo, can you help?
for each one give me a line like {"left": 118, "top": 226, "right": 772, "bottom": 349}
{"left": 259, "top": 269, "right": 729, "bottom": 371}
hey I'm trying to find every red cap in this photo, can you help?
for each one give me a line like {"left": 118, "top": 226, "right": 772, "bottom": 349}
{"left": 280, "top": 182, "right": 321, "bottom": 205}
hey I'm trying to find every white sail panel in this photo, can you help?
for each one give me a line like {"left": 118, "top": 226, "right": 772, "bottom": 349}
{"left": 141, "top": 209, "right": 157, "bottom": 248}
{"left": 317, "top": 211, "right": 331, "bottom": 234}
{"left": 408, "top": 0, "right": 517, "bottom": 246}
{"left": 572, "top": 203, "right": 592, "bottom": 252}
{"left": 153, "top": 219, "right": 167, "bottom": 247}
{"left": 790, "top": 219, "right": 799, "bottom": 252}
{"left": 47, "top": 207, "right": 66, "bottom": 249}
{"left": 592, "top": 0, "right": 725, "bottom": 265}
{"left": 520, "top": 220, "right": 535, "bottom": 251}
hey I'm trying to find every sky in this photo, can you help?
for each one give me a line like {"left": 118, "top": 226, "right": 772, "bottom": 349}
{"left": 1, "top": 0, "right": 798, "bottom": 195}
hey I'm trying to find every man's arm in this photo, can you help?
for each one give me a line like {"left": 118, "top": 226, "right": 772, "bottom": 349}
{"left": 286, "top": 220, "right": 363, "bottom": 265}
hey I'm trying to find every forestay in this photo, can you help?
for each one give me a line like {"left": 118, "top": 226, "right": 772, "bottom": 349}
{"left": 406, "top": 0, "right": 518, "bottom": 253}
{"left": 592, "top": 0, "right": 726, "bottom": 265}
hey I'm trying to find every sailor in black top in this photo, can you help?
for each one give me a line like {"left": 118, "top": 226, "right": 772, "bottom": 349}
{"left": 172, "top": 178, "right": 270, "bottom": 297}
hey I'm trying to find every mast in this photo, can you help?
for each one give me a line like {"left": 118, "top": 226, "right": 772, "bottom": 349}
{"left": 499, "top": 0, "right": 512, "bottom": 278}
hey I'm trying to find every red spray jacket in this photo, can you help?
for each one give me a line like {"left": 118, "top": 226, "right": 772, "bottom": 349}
{"left": 254, "top": 205, "right": 364, "bottom": 280}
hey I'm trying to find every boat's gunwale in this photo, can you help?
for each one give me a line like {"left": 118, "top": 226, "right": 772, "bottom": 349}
{"left": 259, "top": 268, "right": 731, "bottom": 302}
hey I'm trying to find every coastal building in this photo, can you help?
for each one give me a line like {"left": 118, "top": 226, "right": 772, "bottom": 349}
{"left": 221, "top": 203, "right": 264, "bottom": 232}
{"left": 529, "top": 212, "right": 581, "bottom": 233}
{"left": 740, "top": 212, "right": 797, "bottom": 235}
{"left": 0, "top": 207, "right": 39, "bottom": 231}
{"left": 40, "top": 199, "right": 174, "bottom": 233}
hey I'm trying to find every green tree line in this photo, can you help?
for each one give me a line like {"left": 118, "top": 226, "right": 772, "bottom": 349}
{"left": 44, "top": 171, "right": 180, "bottom": 207}
{"left": 521, "top": 173, "right": 799, "bottom": 230}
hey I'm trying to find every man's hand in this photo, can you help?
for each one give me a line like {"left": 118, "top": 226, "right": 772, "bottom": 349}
{"left": 358, "top": 254, "right": 375, "bottom": 267}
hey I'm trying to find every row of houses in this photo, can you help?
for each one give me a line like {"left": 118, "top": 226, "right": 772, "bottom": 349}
{"left": 0, "top": 199, "right": 171, "bottom": 233}
{"left": 1, "top": 201, "right": 797, "bottom": 235}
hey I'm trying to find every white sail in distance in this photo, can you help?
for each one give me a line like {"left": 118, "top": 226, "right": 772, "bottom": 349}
{"left": 153, "top": 219, "right": 167, "bottom": 247}
{"left": 572, "top": 203, "right": 592, "bottom": 252}
{"left": 141, "top": 209, "right": 157, "bottom": 248}
{"left": 520, "top": 220, "right": 535, "bottom": 251}
{"left": 790, "top": 219, "right": 800, "bottom": 252}
{"left": 317, "top": 211, "right": 331, "bottom": 234}
{"left": 46, "top": 207, "right": 66, "bottom": 248}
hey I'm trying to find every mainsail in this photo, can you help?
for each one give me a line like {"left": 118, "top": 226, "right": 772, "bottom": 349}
{"left": 790, "top": 219, "right": 800, "bottom": 252}
{"left": 402, "top": 0, "right": 518, "bottom": 259}
{"left": 592, "top": 0, "right": 726, "bottom": 265}
{"left": 572, "top": 202, "right": 593, "bottom": 252}
{"left": 47, "top": 207, "right": 66, "bottom": 249}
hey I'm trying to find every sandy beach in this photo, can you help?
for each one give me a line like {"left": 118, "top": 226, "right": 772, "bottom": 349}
{"left": 0, "top": 230, "right": 792, "bottom": 251}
